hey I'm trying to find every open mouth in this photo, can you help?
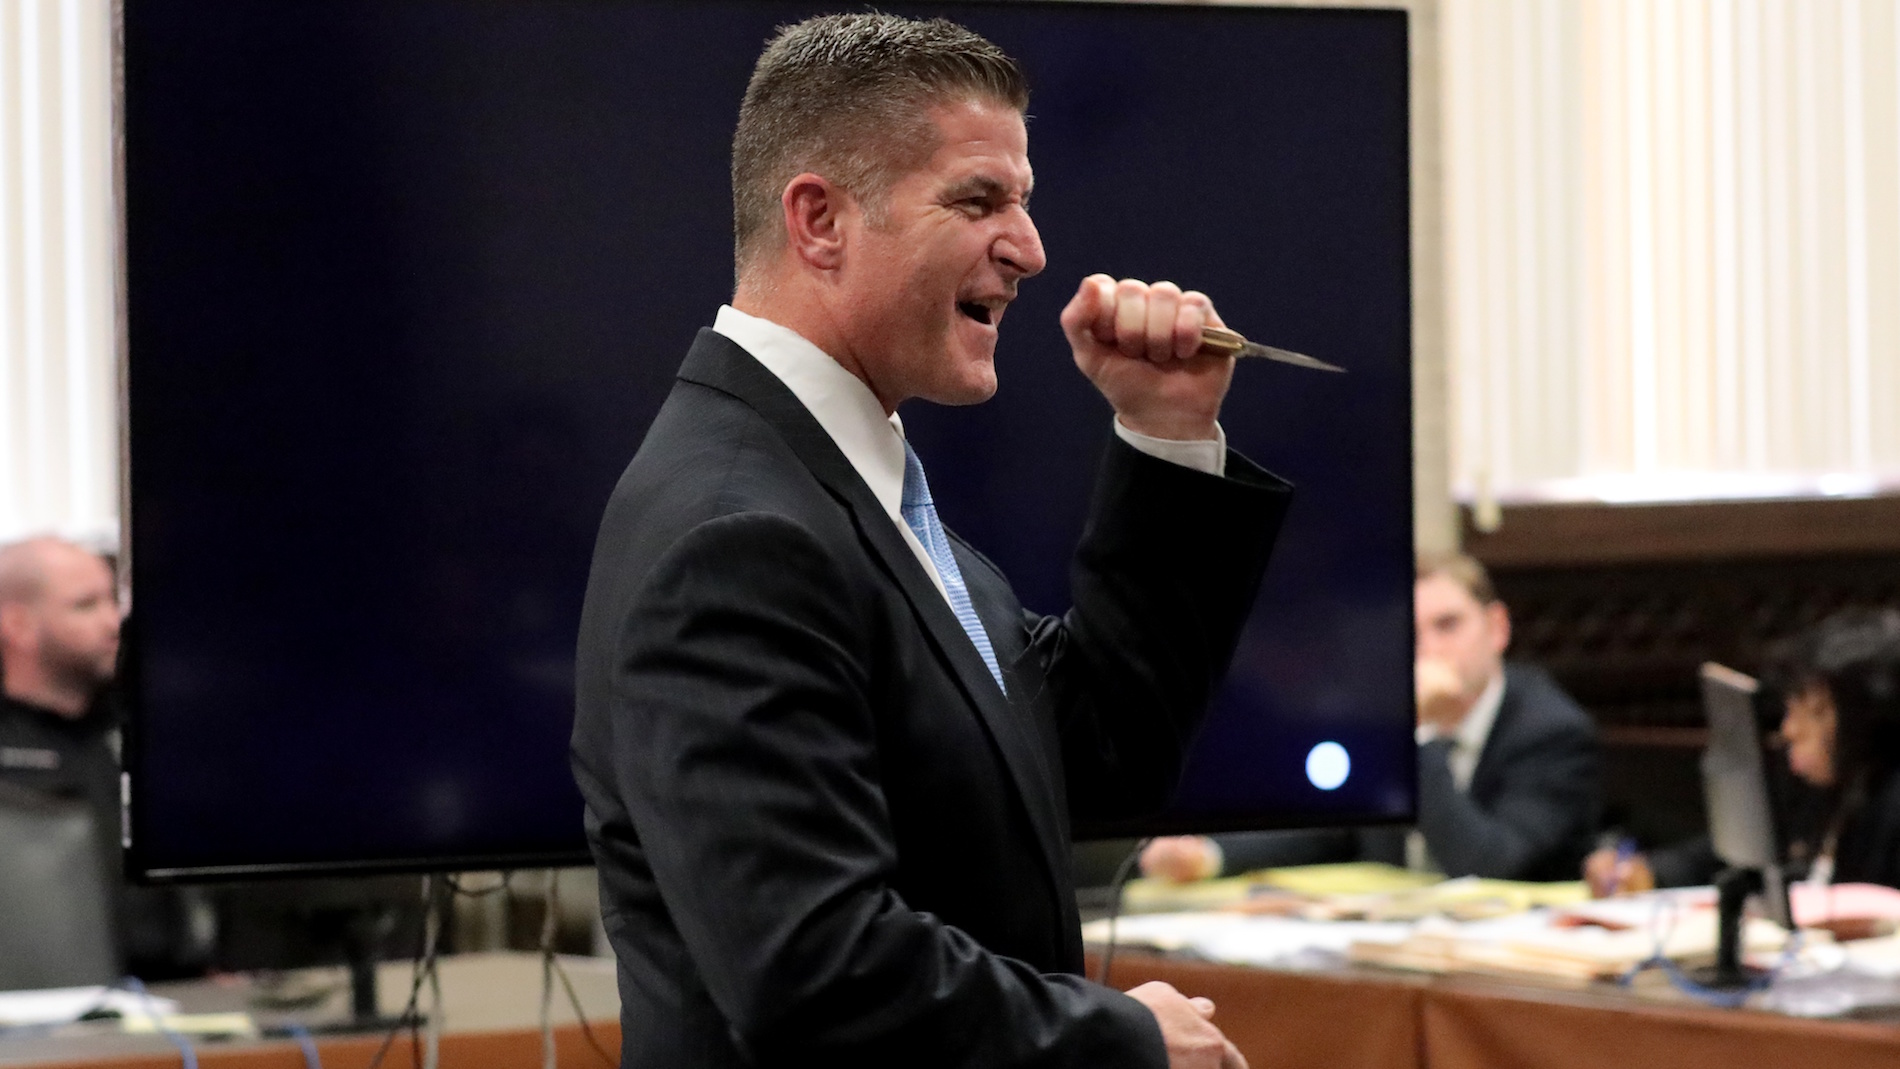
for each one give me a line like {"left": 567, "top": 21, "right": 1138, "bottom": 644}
{"left": 957, "top": 301, "right": 994, "bottom": 326}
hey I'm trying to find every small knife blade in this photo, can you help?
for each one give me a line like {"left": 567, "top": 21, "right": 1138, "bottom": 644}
{"left": 1196, "top": 326, "right": 1345, "bottom": 373}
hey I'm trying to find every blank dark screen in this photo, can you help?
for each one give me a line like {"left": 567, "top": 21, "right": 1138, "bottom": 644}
{"left": 124, "top": 0, "right": 1413, "bottom": 878}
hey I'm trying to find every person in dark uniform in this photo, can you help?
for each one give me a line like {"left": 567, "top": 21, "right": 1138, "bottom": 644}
{"left": 0, "top": 535, "right": 126, "bottom": 840}
{"left": 0, "top": 535, "right": 205, "bottom": 979}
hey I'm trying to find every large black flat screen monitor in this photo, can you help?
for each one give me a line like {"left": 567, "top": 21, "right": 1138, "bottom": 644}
{"left": 124, "top": 0, "right": 1414, "bottom": 879}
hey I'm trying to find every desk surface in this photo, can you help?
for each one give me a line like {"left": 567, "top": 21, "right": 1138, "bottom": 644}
{"left": 1099, "top": 950, "right": 1900, "bottom": 1069}
{"left": 17, "top": 946, "right": 1900, "bottom": 1068}
{"left": 0, "top": 952, "right": 620, "bottom": 1069}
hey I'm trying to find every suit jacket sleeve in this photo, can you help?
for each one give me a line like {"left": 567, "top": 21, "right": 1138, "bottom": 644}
{"left": 1211, "top": 828, "right": 1358, "bottom": 874}
{"left": 1415, "top": 669, "right": 1601, "bottom": 881}
{"left": 1837, "top": 770, "right": 1900, "bottom": 889}
{"left": 1033, "top": 440, "right": 1292, "bottom": 822}
{"left": 607, "top": 509, "right": 1165, "bottom": 1068}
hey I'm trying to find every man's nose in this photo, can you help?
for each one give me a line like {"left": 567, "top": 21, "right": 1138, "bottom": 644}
{"left": 995, "top": 210, "right": 1045, "bottom": 279}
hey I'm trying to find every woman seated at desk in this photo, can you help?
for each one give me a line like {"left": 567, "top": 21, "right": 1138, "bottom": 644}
{"left": 1589, "top": 608, "right": 1900, "bottom": 894}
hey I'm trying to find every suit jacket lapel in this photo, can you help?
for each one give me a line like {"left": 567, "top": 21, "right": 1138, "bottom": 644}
{"left": 676, "top": 330, "right": 1072, "bottom": 906}
{"left": 1467, "top": 675, "right": 1519, "bottom": 802}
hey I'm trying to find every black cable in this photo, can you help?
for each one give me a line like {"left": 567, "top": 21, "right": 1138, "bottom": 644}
{"left": 365, "top": 876, "right": 440, "bottom": 1069}
{"left": 1095, "top": 837, "right": 1152, "bottom": 989}
{"left": 423, "top": 876, "right": 445, "bottom": 1069}
{"left": 549, "top": 951, "right": 619, "bottom": 1067}
{"left": 505, "top": 870, "right": 519, "bottom": 947}
{"left": 540, "top": 871, "right": 559, "bottom": 1069}
{"left": 407, "top": 877, "right": 428, "bottom": 1069}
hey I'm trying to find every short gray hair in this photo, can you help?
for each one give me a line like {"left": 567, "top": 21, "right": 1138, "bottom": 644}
{"left": 730, "top": 13, "right": 1029, "bottom": 274}
{"left": 1417, "top": 551, "right": 1499, "bottom": 606}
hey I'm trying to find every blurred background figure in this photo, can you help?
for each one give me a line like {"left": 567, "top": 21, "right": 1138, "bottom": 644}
{"left": 0, "top": 535, "right": 209, "bottom": 987}
{"left": 1142, "top": 553, "right": 1600, "bottom": 884}
{"left": 1587, "top": 608, "right": 1900, "bottom": 896}
{"left": 0, "top": 536, "right": 121, "bottom": 718}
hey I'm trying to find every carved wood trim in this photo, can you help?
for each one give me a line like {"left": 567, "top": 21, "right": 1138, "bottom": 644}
{"left": 1463, "top": 495, "right": 1900, "bottom": 568}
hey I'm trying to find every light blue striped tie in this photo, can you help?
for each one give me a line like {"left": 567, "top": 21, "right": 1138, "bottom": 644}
{"left": 900, "top": 441, "right": 1007, "bottom": 694}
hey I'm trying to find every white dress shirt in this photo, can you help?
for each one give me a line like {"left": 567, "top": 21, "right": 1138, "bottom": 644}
{"left": 1406, "top": 669, "right": 1506, "bottom": 870}
{"left": 712, "top": 304, "right": 1226, "bottom": 609}
{"left": 1417, "top": 669, "right": 1506, "bottom": 792}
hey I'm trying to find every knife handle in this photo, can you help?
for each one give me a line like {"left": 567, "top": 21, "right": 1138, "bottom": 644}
{"left": 1196, "top": 325, "right": 1249, "bottom": 359}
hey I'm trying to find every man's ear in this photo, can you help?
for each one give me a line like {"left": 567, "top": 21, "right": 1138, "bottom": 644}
{"left": 0, "top": 602, "right": 32, "bottom": 652}
{"left": 780, "top": 172, "right": 850, "bottom": 272}
{"left": 1485, "top": 600, "right": 1511, "bottom": 657}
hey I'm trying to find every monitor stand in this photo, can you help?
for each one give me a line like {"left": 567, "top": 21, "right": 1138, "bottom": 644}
{"left": 265, "top": 906, "right": 422, "bottom": 1036}
{"left": 1687, "top": 866, "right": 1770, "bottom": 989}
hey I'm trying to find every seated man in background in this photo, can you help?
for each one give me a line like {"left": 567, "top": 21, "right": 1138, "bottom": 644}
{"left": 0, "top": 535, "right": 207, "bottom": 982}
{"left": 1143, "top": 552, "right": 1601, "bottom": 883}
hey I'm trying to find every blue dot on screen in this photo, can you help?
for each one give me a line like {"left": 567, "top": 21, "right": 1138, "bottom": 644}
{"left": 1305, "top": 742, "right": 1351, "bottom": 791}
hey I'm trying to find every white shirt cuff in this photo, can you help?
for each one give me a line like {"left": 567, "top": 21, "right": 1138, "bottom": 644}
{"left": 1112, "top": 418, "right": 1226, "bottom": 477}
{"left": 1201, "top": 836, "right": 1225, "bottom": 878}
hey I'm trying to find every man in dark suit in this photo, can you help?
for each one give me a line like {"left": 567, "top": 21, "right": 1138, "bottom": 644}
{"left": 1142, "top": 553, "right": 1600, "bottom": 883}
{"left": 571, "top": 15, "right": 1288, "bottom": 1069}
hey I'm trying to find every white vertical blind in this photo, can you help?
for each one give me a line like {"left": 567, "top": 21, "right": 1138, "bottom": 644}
{"left": 0, "top": 0, "right": 115, "bottom": 548}
{"left": 1445, "top": 0, "right": 1900, "bottom": 505}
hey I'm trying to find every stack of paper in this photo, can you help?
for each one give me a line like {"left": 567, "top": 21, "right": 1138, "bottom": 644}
{"left": 1121, "top": 864, "right": 1587, "bottom": 923}
{"left": 1098, "top": 867, "right": 1895, "bottom": 988}
{"left": 1348, "top": 896, "right": 1807, "bottom": 984}
{"left": 1791, "top": 882, "right": 1900, "bottom": 930}
{"left": 1281, "top": 876, "right": 1590, "bottom": 923}
{"left": 1841, "top": 933, "right": 1900, "bottom": 978}
{"left": 0, "top": 986, "right": 181, "bottom": 1027}
{"left": 1249, "top": 862, "right": 1447, "bottom": 897}
{"left": 1082, "top": 911, "right": 1414, "bottom": 969}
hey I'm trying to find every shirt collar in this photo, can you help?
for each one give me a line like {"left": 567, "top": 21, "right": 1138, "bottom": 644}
{"left": 712, "top": 304, "right": 909, "bottom": 523}
{"left": 1455, "top": 668, "right": 1507, "bottom": 756}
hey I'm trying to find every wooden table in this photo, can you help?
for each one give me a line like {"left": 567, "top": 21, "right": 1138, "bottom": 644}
{"left": 17, "top": 947, "right": 1900, "bottom": 1068}
{"left": 0, "top": 952, "right": 620, "bottom": 1069}
{"left": 1100, "top": 950, "right": 1900, "bottom": 1069}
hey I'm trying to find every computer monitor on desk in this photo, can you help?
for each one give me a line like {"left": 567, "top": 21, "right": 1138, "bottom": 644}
{"left": 1697, "top": 662, "right": 1793, "bottom": 986}
{"left": 1701, "top": 662, "right": 1794, "bottom": 926}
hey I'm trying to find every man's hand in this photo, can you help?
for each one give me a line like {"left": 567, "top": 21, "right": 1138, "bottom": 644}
{"left": 1415, "top": 657, "right": 1468, "bottom": 732}
{"left": 1126, "top": 982, "right": 1248, "bottom": 1069}
{"left": 1140, "top": 836, "right": 1222, "bottom": 883}
{"left": 1060, "top": 275, "right": 1236, "bottom": 442}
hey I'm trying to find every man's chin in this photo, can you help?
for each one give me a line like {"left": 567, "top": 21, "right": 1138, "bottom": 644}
{"left": 918, "top": 361, "right": 998, "bottom": 406}
{"left": 72, "top": 655, "right": 118, "bottom": 693}
{"left": 946, "top": 377, "right": 998, "bottom": 405}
